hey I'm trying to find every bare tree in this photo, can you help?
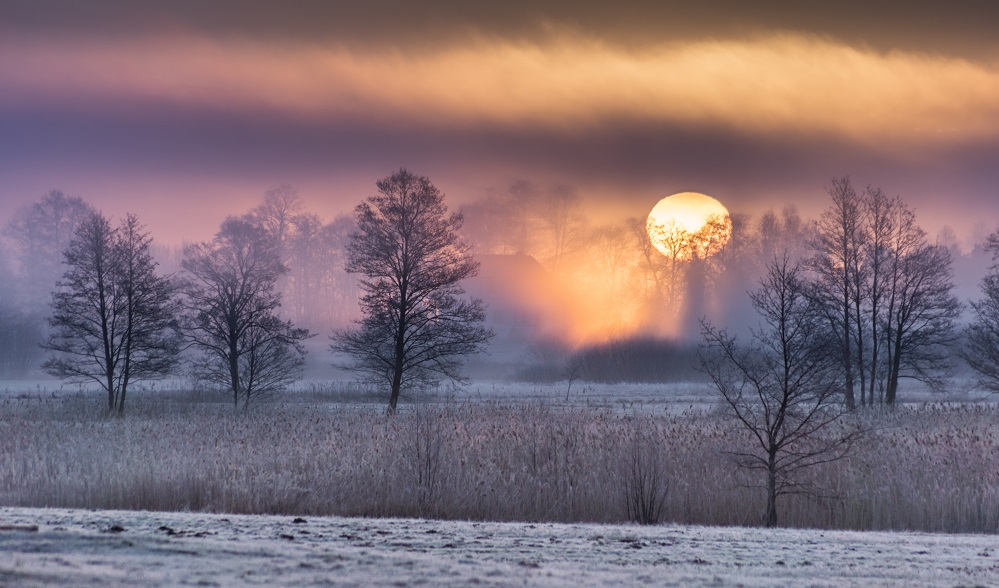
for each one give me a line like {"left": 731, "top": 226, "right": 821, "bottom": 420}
{"left": 536, "top": 185, "right": 586, "bottom": 274}
{"left": 628, "top": 216, "right": 668, "bottom": 306}
{"left": 646, "top": 217, "right": 693, "bottom": 309}
{"left": 757, "top": 206, "right": 807, "bottom": 264}
{"left": 245, "top": 184, "right": 304, "bottom": 253}
{"left": 808, "top": 177, "right": 866, "bottom": 410}
{"left": 965, "top": 230, "right": 999, "bottom": 393}
{"left": 182, "top": 218, "right": 310, "bottom": 409}
{"left": 43, "top": 212, "right": 181, "bottom": 415}
{"left": 458, "top": 180, "right": 541, "bottom": 256}
{"left": 286, "top": 212, "right": 323, "bottom": 323}
{"left": 859, "top": 188, "right": 899, "bottom": 406}
{"left": 331, "top": 169, "right": 493, "bottom": 413}
{"left": 880, "top": 222, "right": 961, "bottom": 404}
{"left": 809, "top": 182, "right": 958, "bottom": 407}
{"left": 4, "top": 190, "right": 95, "bottom": 310}
{"left": 701, "top": 255, "right": 856, "bottom": 527}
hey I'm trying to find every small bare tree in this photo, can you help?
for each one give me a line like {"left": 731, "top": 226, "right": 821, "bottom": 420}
{"left": 43, "top": 212, "right": 181, "bottom": 415}
{"left": 621, "top": 420, "right": 669, "bottom": 525}
{"left": 701, "top": 255, "right": 856, "bottom": 527}
{"left": 808, "top": 177, "right": 866, "bottom": 410}
{"left": 181, "top": 218, "right": 310, "bottom": 409}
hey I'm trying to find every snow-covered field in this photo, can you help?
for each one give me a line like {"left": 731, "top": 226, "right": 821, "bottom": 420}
{"left": 2, "top": 507, "right": 997, "bottom": 587}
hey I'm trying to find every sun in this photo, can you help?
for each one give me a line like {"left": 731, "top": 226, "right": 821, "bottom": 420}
{"left": 647, "top": 192, "right": 731, "bottom": 259}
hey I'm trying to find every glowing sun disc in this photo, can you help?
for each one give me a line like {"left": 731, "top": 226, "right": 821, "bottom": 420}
{"left": 647, "top": 192, "right": 731, "bottom": 259}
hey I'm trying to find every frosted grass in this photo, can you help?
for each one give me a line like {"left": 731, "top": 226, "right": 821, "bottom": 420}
{"left": 2, "top": 391, "right": 998, "bottom": 533}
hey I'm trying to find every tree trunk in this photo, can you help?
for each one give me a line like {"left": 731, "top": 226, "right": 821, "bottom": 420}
{"left": 229, "top": 352, "right": 240, "bottom": 410}
{"left": 886, "top": 331, "right": 903, "bottom": 406}
{"left": 765, "top": 450, "right": 778, "bottom": 527}
{"left": 853, "top": 295, "right": 866, "bottom": 408}
{"left": 389, "top": 363, "right": 403, "bottom": 414}
{"left": 389, "top": 280, "right": 408, "bottom": 414}
{"left": 118, "top": 338, "right": 131, "bottom": 417}
{"left": 117, "top": 385, "right": 126, "bottom": 417}
{"left": 389, "top": 312, "right": 405, "bottom": 414}
{"left": 841, "top": 310, "right": 856, "bottom": 410}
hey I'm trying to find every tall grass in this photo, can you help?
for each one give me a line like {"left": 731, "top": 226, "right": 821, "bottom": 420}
{"left": 1, "top": 395, "right": 997, "bottom": 533}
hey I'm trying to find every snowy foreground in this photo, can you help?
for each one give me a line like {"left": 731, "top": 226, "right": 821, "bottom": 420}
{"left": 1, "top": 508, "right": 996, "bottom": 587}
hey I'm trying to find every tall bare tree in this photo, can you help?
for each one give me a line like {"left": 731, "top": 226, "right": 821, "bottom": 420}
{"left": 331, "top": 169, "right": 493, "bottom": 413}
{"left": 808, "top": 177, "right": 866, "bottom": 410}
{"left": 880, "top": 218, "right": 960, "bottom": 404}
{"left": 43, "top": 212, "right": 181, "bottom": 415}
{"left": 182, "top": 218, "right": 310, "bottom": 409}
{"left": 701, "top": 255, "right": 856, "bottom": 527}
{"left": 858, "top": 188, "right": 898, "bottom": 406}
{"left": 964, "top": 230, "right": 999, "bottom": 393}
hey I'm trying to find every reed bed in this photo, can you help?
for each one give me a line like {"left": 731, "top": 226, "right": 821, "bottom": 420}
{"left": 1, "top": 395, "right": 997, "bottom": 533}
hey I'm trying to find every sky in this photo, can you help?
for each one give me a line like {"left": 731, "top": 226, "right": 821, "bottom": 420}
{"left": 2, "top": 0, "right": 998, "bottom": 246}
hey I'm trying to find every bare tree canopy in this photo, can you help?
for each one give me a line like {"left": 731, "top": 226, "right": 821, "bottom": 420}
{"left": 43, "top": 212, "right": 182, "bottom": 415}
{"left": 701, "top": 255, "right": 857, "bottom": 527}
{"left": 182, "top": 217, "right": 310, "bottom": 409}
{"left": 243, "top": 184, "right": 304, "bottom": 252}
{"left": 4, "top": 190, "right": 95, "bottom": 309}
{"left": 808, "top": 177, "right": 960, "bottom": 407}
{"left": 332, "top": 169, "right": 493, "bottom": 412}
{"left": 238, "top": 186, "right": 358, "bottom": 329}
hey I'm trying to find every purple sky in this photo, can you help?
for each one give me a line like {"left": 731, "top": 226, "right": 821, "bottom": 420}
{"left": 2, "top": 1, "right": 998, "bottom": 246}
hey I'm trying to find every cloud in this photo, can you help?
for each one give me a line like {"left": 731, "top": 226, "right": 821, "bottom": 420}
{"left": 3, "top": 23, "right": 999, "bottom": 248}
{"left": 3, "top": 32, "right": 999, "bottom": 150}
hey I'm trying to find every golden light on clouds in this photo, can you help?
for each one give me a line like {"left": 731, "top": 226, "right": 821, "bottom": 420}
{"left": 3, "top": 32, "right": 999, "bottom": 145}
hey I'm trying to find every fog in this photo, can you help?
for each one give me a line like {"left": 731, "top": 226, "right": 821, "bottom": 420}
{"left": 0, "top": 181, "right": 993, "bottom": 383}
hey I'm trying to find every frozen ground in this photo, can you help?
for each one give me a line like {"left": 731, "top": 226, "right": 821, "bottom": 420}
{"left": 1, "top": 508, "right": 997, "bottom": 587}
{"left": 2, "top": 376, "right": 985, "bottom": 414}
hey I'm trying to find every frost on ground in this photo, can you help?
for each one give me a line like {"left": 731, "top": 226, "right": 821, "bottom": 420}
{"left": 1, "top": 508, "right": 996, "bottom": 587}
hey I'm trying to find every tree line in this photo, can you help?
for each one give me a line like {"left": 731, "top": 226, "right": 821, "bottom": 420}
{"left": 0, "top": 170, "right": 490, "bottom": 415}
{"left": 4, "top": 173, "right": 999, "bottom": 415}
